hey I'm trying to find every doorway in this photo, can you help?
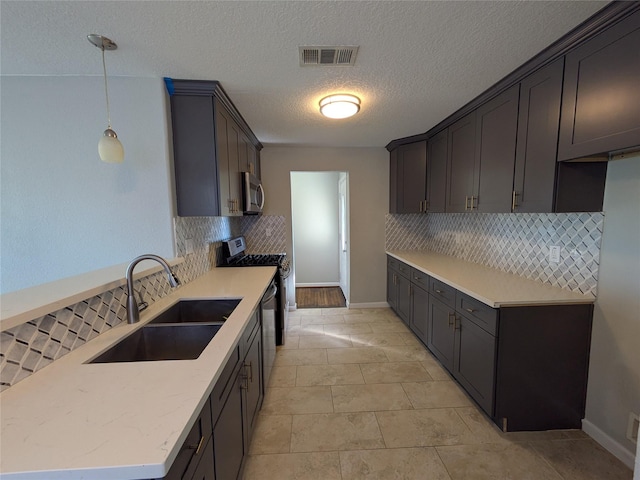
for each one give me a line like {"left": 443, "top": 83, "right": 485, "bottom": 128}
{"left": 290, "top": 171, "right": 350, "bottom": 308}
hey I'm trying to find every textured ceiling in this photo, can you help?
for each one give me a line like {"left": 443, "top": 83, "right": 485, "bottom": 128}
{"left": 1, "top": 1, "right": 608, "bottom": 148}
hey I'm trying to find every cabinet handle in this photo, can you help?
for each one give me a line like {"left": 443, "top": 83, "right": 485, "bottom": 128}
{"left": 408, "top": 284, "right": 412, "bottom": 296}
{"left": 245, "top": 361, "right": 253, "bottom": 383}
{"left": 188, "top": 436, "right": 205, "bottom": 456}
{"left": 419, "top": 200, "right": 423, "bottom": 213}
{"left": 464, "top": 196, "right": 470, "bottom": 211}
{"left": 465, "top": 308, "right": 476, "bottom": 313}
{"left": 435, "top": 289, "right": 444, "bottom": 294}
{"left": 454, "top": 317, "right": 461, "bottom": 330}
{"left": 511, "top": 191, "right": 520, "bottom": 211}
{"left": 448, "top": 313, "right": 455, "bottom": 328}
{"left": 471, "top": 196, "right": 477, "bottom": 210}
{"left": 424, "top": 200, "right": 429, "bottom": 212}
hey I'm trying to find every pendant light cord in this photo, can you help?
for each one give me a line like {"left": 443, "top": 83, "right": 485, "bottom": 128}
{"left": 101, "top": 46, "right": 112, "bottom": 129}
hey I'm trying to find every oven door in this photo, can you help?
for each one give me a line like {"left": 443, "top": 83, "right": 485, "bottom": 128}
{"left": 261, "top": 279, "right": 277, "bottom": 389}
{"left": 242, "top": 172, "right": 264, "bottom": 214}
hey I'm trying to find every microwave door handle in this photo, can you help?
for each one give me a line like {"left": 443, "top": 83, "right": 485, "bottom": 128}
{"left": 257, "top": 183, "right": 265, "bottom": 210}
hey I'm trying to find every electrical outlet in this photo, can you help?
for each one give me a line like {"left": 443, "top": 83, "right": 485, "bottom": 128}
{"left": 185, "top": 238, "right": 194, "bottom": 256}
{"left": 549, "top": 245, "right": 561, "bottom": 263}
{"left": 266, "top": 228, "right": 272, "bottom": 237}
{"left": 627, "top": 412, "right": 639, "bottom": 444}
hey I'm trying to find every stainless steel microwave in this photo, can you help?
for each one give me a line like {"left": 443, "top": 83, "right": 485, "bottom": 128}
{"left": 242, "top": 172, "right": 264, "bottom": 214}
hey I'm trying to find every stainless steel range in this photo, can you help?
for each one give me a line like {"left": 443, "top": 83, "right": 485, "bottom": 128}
{"left": 220, "top": 236, "right": 290, "bottom": 345}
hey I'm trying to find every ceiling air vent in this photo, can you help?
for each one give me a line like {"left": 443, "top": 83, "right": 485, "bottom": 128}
{"left": 299, "top": 46, "right": 359, "bottom": 66}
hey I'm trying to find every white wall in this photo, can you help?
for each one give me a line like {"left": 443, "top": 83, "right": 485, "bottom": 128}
{"left": 584, "top": 155, "right": 640, "bottom": 469}
{"left": 261, "top": 146, "right": 388, "bottom": 307}
{"left": 0, "top": 76, "right": 175, "bottom": 293}
{"left": 291, "top": 172, "right": 340, "bottom": 285}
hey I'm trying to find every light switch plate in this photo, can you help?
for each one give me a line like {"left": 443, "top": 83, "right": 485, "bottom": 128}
{"left": 185, "top": 238, "right": 194, "bottom": 255}
{"left": 549, "top": 245, "right": 561, "bottom": 263}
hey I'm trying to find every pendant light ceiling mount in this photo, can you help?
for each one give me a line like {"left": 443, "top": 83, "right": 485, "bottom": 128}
{"left": 88, "top": 34, "right": 124, "bottom": 164}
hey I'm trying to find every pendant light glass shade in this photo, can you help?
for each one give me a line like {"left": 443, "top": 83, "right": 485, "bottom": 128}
{"left": 319, "top": 94, "right": 361, "bottom": 119}
{"left": 98, "top": 129, "right": 124, "bottom": 163}
{"left": 88, "top": 34, "right": 124, "bottom": 163}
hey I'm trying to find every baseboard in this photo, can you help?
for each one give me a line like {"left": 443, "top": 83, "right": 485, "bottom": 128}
{"left": 348, "top": 302, "right": 391, "bottom": 309}
{"left": 289, "top": 303, "right": 297, "bottom": 311}
{"left": 582, "top": 419, "right": 636, "bottom": 469}
{"left": 295, "top": 282, "right": 341, "bottom": 287}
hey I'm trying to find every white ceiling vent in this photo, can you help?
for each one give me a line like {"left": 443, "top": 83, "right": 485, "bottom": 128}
{"left": 299, "top": 46, "right": 359, "bottom": 66}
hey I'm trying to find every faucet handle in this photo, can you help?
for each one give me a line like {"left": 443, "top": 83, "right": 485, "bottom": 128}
{"left": 169, "top": 271, "right": 181, "bottom": 288}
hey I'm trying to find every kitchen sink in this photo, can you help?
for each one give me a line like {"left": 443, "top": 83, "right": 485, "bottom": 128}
{"left": 89, "top": 324, "right": 221, "bottom": 363}
{"left": 147, "top": 298, "right": 242, "bottom": 325}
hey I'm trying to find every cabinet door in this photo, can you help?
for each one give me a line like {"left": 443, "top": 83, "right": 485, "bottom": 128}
{"left": 213, "top": 369, "right": 245, "bottom": 480}
{"left": 426, "top": 129, "right": 447, "bottom": 213}
{"left": 410, "top": 284, "right": 429, "bottom": 345}
{"left": 214, "top": 99, "right": 232, "bottom": 216}
{"left": 398, "top": 141, "right": 427, "bottom": 213}
{"left": 427, "top": 296, "right": 455, "bottom": 371}
{"left": 513, "top": 58, "right": 564, "bottom": 213}
{"left": 453, "top": 314, "right": 497, "bottom": 415}
{"left": 389, "top": 148, "right": 399, "bottom": 213}
{"left": 474, "top": 85, "right": 519, "bottom": 213}
{"left": 558, "top": 10, "right": 640, "bottom": 160}
{"left": 396, "top": 274, "right": 411, "bottom": 325}
{"left": 171, "top": 95, "right": 220, "bottom": 217}
{"left": 243, "top": 333, "right": 263, "bottom": 449}
{"left": 446, "top": 112, "right": 476, "bottom": 212}
{"left": 187, "top": 437, "right": 215, "bottom": 480}
{"left": 227, "top": 122, "right": 242, "bottom": 216}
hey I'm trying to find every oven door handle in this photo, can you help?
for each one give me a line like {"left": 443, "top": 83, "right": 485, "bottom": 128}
{"left": 262, "top": 282, "right": 277, "bottom": 303}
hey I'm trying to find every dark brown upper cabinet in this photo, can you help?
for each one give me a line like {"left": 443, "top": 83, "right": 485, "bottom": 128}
{"left": 389, "top": 141, "right": 427, "bottom": 213}
{"left": 445, "top": 112, "right": 476, "bottom": 213}
{"left": 426, "top": 129, "right": 448, "bottom": 213}
{"left": 474, "top": 85, "right": 520, "bottom": 213}
{"left": 513, "top": 58, "right": 564, "bottom": 213}
{"left": 166, "top": 79, "right": 262, "bottom": 217}
{"left": 558, "top": 10, "right": 640, "bottom": 161}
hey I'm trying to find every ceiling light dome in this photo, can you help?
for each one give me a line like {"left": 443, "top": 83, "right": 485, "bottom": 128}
{"left": 319, "top": 94, "right": 360, "bottom": 119}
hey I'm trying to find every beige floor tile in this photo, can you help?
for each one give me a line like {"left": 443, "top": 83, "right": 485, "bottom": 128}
{"left": 323, "top": 323, "right": 374, "bottom": 335}
{"left": 298, "top": 335, "right": 353, "bottom": 349}
{"left": 376, "top": 408, "right": 476, "bottom": 447}
{"left": 300, "top": 315, "right": 345, "bottom": 325}
{"left": 397, "top": 332, "right": 423, "bottom": 346}
{"left": 249, "top": 414, "right": 292, "bottom": 454}
{"left": 291, "top": 412, "right": 385, "bottom": 452}
{"left": 530, "top": 438, "right": 633, "bottom": 480}
{"left": 360, "top": 362, "right": 433, "bottom": 384}
{"left": 268, "top": 365, "right": 297, "bottom": 387}
{"left": 381, "top": 345, "right": 434, "bottom": 362}
{"left": 370, "top": 323, "right": 412, "bottom": 333}
{"left": 274, "top": 349, "right": 328, "bottom": 366}
{"left": 331, "top": 383, "right": 413, "bottom": 412}
{"left": 242, "top": 452, "right": 341, "bottom": 480}
{"left": 436, "top": 443, "right": 563, "bottom": 480}
{"left": 288, "top": 316, "right": 301, "bottom": 326}
{"left": 349, "top": 333, "right": 407, "bottom": 347}
{"left": 420, "top": 358, "right": 453, "bottom": 381}
{"left": 288, "top": 324, "right": 325, "bottom": 336}
{"left": 296, "top": 364, "right": 364, "bottom": 386}
{"left": 327, "top": 347, "right": 389, "bottom": 364}
{"left": 343, "top": 314, "right": 392, "bottom": 324}
{"left": 454, "top": 406, "right": 509, "bottom": 445}
{"left": 339, "top": 447, "right": 452, "bottom": 480}
{"left": 403, "top": 381, "right": 473, "bottom": 409}
{"left": 280, "top": 335, "right": 300, "bottom": 349}
{"left": 291, "top": 308, "right": 323, "bottom": 316}
{"left": 261, "top": 386, "right": 334, "bottom": 414}
{"left": 323, "top": 307, "right": 362, "bottom": 316}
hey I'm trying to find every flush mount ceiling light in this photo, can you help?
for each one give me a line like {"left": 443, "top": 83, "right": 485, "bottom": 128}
{"left": 319, "top": 94, "right": 361, "bottom": 119}
{"left": 88, "top": 34, "right": 124, "bottom": 164}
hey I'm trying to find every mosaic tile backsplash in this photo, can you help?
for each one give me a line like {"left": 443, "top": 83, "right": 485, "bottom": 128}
{"left": 0, "top": 215, "right": 287, "bottom": 391}
{"left": 386, "top": 212, "right": 603, "bottom": 296}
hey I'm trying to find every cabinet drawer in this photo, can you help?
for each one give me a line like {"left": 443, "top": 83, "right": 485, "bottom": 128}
{"left": 240, "top": 310, "right": 260, "bottom": 358}
{"left": 429, "top": 278, "right": 456, "bottom": 307}
{"left": 456, "top": 292, "right": 498, "bottom": 336}
{"left": 411, "top": 268, "right": 430, "bottom": 289}
{"left": 387, "top": 256, "right": 399, "bottom": 271}
{"left": 164, "top": 397, "right": 212, "bottom": 480}
{"left": 396, "top": 261, "right": 411, "bottom": 278}
{"left": 211, "top": 344, "right": 241, "bottom": 420}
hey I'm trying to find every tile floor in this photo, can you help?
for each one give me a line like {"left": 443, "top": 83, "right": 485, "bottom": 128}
{"left": 243, "top": 307, "right": 633, "bottom": 480}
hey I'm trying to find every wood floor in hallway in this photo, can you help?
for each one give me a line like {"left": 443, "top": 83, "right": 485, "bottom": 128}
{"left": 296, "top": 287, "right": 346, "bottom": 308}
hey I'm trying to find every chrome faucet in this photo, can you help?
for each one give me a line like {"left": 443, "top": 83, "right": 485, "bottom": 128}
{"left": 125, "top": 254, "right": 180, "bottom": 324}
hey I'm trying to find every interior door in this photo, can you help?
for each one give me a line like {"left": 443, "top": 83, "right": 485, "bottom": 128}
{"left": 338, "top": 174, "right": 349, "bottom": 304}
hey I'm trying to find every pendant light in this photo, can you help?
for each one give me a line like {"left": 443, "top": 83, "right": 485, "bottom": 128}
{"left": 319, "top": 94, "right": 361, "bottom": 119}
{"left": 88, "top": 34, "right": 124, "bottom": 163}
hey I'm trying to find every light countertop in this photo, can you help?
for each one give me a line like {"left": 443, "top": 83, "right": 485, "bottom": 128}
{"left": 386, "top": 250, "right": 594, "bottom": 307}
{"left": 0, "top": 266, "right": 276, "bottom": 480}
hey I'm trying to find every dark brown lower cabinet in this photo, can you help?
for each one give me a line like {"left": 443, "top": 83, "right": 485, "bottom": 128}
{"left": 409, "top": 284, "right": 429, "bottom": 345}
{"left": 395, "top": 274, "right": 411, "bottom": 326}
{"left": 426, "top": 296, "right": 455, "bottom": 372}
{"left": 213, "top": 366, "right": 245, "bottom": 480}
{"left": 242, "top": 331, "right": 263, "bottom": 449}
{"left": 190, "top": 438, "right": 215, "bottom": 480}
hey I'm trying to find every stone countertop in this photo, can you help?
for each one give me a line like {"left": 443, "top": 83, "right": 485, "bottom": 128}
{"left": 386, "top": 250, "right": 594, "bottom": 307}
{"left": 0, "top": 266, "right": 276, "bottom": 480}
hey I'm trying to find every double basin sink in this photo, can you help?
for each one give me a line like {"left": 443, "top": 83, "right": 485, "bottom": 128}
{"left": 90, "top": 299, "right": 241, "bottom": 363}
